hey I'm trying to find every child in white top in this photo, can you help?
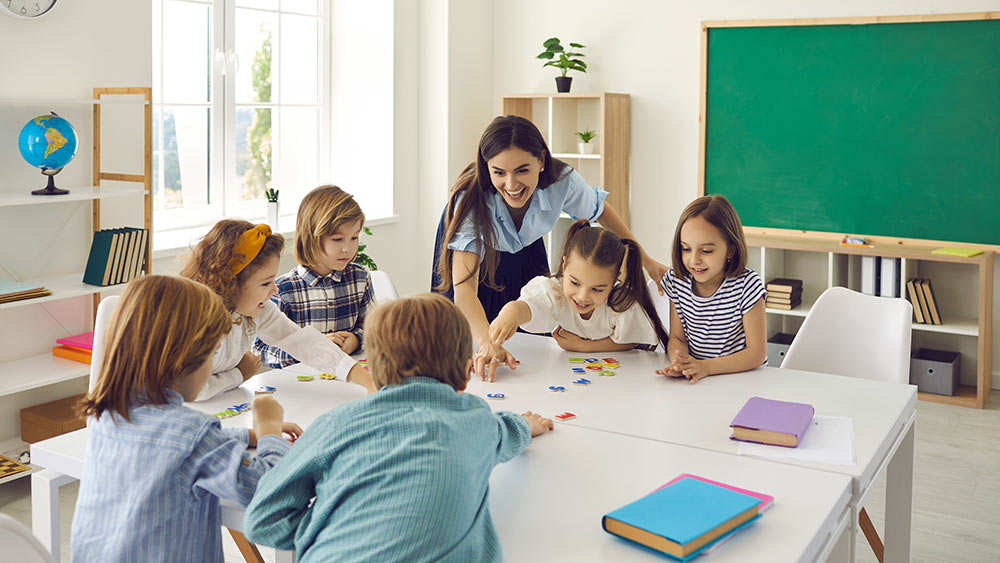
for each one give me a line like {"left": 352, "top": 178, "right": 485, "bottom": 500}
{"left": 656, "top": 195, "right": 767, "bottom": 383}
{"left": 490, "top": 219, "right": 668, "bottom": 353}
{"left": 180, "top": 220, "right": 374, "bottom": 400}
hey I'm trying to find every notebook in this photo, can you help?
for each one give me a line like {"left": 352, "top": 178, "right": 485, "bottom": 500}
{"left": 56, "top": 331, "right": 95, "bottom": 352}
{"left": 602, "top": 476, "right": 761, "bottom": 560}
{"left": 931, "top": 247, "right": 983, "bottom": 258}
{"left": 730, "top": 396, "right": 814, "bottom": 447}
{"left": 653, "top": 474, "right": 774, "bottom": 513}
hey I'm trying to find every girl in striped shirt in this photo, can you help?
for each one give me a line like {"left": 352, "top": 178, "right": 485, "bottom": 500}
{"left": 656, "top": 195, "right": 767, "bottom": 383}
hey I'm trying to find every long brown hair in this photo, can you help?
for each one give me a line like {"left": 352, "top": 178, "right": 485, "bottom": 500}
{"left": 77, "top": 276, "right": 231, "bottom": 421}
{"left": 435, "top": 115, "right": 568, "bottom": 292}
{"left": 556, "top": 219, "right": 669, "bottom": 348}
{"left": 295, "top": 185, "right": 365, "bottom": 272}
{"left": 179, "top": 219, "right": 284, "bottom": 316}
{"left": 671, "top": 195, "right": 748, "bottom": 280}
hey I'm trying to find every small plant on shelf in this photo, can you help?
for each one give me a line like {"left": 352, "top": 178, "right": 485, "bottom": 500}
{"left": 536, "top": 37, "right": 587, "bottom": 93}
{"left": 264, "top": 188, "right": 279, "bottom": 203}
{"left": 355, "top": 226, "right": 378, "bottom": 270}
{"left": 576, "top": 128, "right": 597, "bottom": 154}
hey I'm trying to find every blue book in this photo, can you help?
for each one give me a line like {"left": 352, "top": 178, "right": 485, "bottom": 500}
{"left": 602, "top": 476, "right": 761, "bottom": 560}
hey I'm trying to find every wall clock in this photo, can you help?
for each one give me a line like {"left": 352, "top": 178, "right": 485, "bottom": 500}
{"left": 1, "top": 0, "right": 57, "bottom": 19}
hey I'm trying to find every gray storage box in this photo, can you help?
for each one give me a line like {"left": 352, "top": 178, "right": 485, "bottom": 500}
{"left": 767, "top": 332, "right": 796, "bottom": 367}
{"left": 910, "top": 348, "right": 960, "bottom": 396}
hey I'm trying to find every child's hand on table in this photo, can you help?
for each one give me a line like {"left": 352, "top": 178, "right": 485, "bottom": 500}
{"left": 281, "top": 422, "right": 303, "bottom": 443}
{"left": 521, "top": 411, "right": 554, "bottom": 437}
{"left": 327, "top": 331, "right": 360, "bottom": 354}
{"left": 656, "top": 353, "right": 709, "bottom": 383}
{"left": 237, "top": 352, "right": 262, "bottom": 382}
{"left": 488, "top": 304, "right": 521, "bottom": 345}
{"left": 474, "top": 341, "right": 517, "bottom": 383}
{"left": 251, "top": 395, "right": 284, "bottom": 438}
{"left": 551, "top": 326, "right": 587, "bottom": 351}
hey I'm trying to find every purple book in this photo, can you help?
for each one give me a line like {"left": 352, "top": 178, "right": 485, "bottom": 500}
{"left": 729, "top": 397, "right": 814, "bottom": 448}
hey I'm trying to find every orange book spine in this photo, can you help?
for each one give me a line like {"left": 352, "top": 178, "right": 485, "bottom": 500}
{"left": 52, "top": 346, "right": 92, "bottom": 365}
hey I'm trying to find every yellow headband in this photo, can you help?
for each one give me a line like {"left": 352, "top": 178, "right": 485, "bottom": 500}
{"left": 230, "top": 224, "right": 272, "bottom": 275}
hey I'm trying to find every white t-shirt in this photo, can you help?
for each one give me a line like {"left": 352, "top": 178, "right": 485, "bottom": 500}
{"left": 517, "top": 276, "right": 658, "bottom": 347}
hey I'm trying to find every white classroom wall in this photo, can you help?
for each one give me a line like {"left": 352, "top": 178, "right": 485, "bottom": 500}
{"left": 0, "top": 0, "right": 998, "bottom": 443}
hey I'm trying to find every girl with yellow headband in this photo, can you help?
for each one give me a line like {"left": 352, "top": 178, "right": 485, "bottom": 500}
{"left": 180, "top": 219, "right": 374, "bottom": 400}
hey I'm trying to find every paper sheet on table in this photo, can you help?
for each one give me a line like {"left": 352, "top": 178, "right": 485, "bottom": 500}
{"left": 737, "top": 415, "right": 855, "bottom": 465}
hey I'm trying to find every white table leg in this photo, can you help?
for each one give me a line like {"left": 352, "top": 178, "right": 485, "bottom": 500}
{"left": 275, "top": 548, "right": 296, "bottom": 563}
{"left": 883, "top": 422, "right": 914, "bottom": 563}
{"left": 847, "top": 504, "right": 858, "bottom": 563}
{"left": 31, "top": 469, "right": 77, "bottom": 561}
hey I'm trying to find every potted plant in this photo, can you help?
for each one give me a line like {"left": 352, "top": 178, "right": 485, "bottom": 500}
{"left": 576, "top": 129, "right": 596, "bottom": 154}
{"left": 355, "top": 226, "right": 377, "bottom": 270}
{"left": 536, "top": 37, "right": 587, "bottom": 93}
{"left": 264, "top": 188, "right": 279, "bottom": 230}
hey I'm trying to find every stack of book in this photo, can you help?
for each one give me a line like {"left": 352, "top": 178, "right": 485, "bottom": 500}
{"left": 52, "top": 331, "right": 94, "bottom": 364}
{"left": 906, "top": 278, "right": 942, "bottom": 325}
{"left": 765, "top": 278, "right": 802, "bottom": 310}
{"left": 602, "top": 474, "right": 771, "bottom": 560}
{"left": 0, "top": 280, "right": 51, "bottom": 305}
{"left": 83, "top": 227, "right": 149, "bottom": 286}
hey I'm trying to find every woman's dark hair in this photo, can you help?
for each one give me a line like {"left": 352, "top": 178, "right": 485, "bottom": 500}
{"left": 435, "top": 115, "right": 568, "bottom": 292}
{"left": 556, "top": 219, "right": 670, "bottom": 349}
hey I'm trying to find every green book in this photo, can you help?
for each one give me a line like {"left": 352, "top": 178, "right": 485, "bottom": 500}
{"left": 82, "top": 230, "right": 115, "bottom": 286}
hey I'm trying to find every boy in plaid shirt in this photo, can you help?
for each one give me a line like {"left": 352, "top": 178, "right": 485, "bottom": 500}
{"left": 255, "top": 185, "right": 374, "bottom": 368}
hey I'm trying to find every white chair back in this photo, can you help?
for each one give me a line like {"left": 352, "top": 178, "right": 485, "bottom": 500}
{"left": 369, "top": 270, "right": 399, "bottom": 303}
{"left": 0, "top": 514, "right": 56, "bottom": 563}
{"left": 782, "top": 286, "right": 912, "bottom": 383}
{"left": 89, "top": 295, "right": 121, "bottom": 392}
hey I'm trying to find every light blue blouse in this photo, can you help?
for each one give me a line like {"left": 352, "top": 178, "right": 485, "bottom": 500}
{"left": 448, "top": 167, "right": 609, "bottom": 258}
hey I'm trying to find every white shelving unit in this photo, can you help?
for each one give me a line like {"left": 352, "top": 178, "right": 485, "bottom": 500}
{"left": 0, "top": 88, "right": 152, "bottom": 476}
{"left": 749, "top": 234, "right": 994, "bottom": 408}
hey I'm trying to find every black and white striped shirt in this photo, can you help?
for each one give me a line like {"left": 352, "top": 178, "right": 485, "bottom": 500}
{"left": 661, "top": 267, "right": 766, "bottom": 361}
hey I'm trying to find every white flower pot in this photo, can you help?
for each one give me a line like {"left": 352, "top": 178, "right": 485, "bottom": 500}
{"left": 266, "top": 201, "right": 280, "bottom": 231}
{"left": 578, "top": 142, "right": 594, "bottom": 155}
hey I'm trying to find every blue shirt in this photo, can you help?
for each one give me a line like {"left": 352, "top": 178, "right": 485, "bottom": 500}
{"left": 662, "top": 267, "right": 768, "bottom": 362}
{"left": 254, "top": 263, "right": 373, "bottom": 368}
{"left": 448, "top": 167, "right": 608, "bottom": 258}
{"left": 71, "top": 389, "right": 290, "bottom": 563}
{"left": 244, "top": 377, "right": 533, "bottom": 563}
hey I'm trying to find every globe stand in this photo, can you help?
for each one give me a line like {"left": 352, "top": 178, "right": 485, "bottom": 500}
{"left": 31, "top": 168, "right": 68, "bottom": 196}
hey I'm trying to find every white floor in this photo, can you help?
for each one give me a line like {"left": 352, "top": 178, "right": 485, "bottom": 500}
{"left": 1, "top": 395, "right": 998, "bottom": 562}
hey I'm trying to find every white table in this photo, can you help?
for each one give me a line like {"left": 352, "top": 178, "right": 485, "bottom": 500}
{"left": 466, "top": 334, "right": 916, "bottom": 563}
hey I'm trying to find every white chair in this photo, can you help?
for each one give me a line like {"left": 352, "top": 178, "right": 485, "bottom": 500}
{"left": 89, "top": 295, "right": 120, "bottom": 392}
{"left": 781, "top": 286, "right": 912, "bottom": 383}
{"left": 780, "top": 285, "right": 912, "bottom": 563}
{"left": 646, "top": 278, "right": 670, "bottom": 351}
{"left": 0, "top": 513, "right": 56, "bottom": 563}
{"left": 369, "top": 270, "right": 399, "bottom": 303}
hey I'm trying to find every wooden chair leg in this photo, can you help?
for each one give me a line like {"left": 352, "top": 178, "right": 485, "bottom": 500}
{"left": 228, "top": 528, "right": 265, "bottom": 563}
{"left": 858, "top": 506, "right": 884, "bottom": 563}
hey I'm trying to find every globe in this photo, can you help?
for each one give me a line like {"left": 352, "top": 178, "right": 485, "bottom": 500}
{"left": 18, "top": 112, "right": 78, "bottom": 195}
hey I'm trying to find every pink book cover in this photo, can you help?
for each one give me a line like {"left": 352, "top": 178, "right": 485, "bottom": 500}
{"left": 652, "top": 474, "right": 773, "bottom": 513}
{"left": 55, "top": 331, "right": 94, "bottom": 351}
{"left": 729, "top": 396, "right": 814, "bottom": 447}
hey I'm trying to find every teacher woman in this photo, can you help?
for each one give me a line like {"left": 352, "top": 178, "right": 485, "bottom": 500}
{"left": 432, "top": 115, "right": 667, "bottom": 381}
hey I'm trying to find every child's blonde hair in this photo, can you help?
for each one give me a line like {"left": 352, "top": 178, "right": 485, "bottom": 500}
{"left": 295, "top": 185, "right": 365, "bottom": 272}
{"left": 77, "top": 276, "right": 231, "bottom": 421}
{"left": 179, "top": 219, "right": 285, "bottom": 313}
{"left": 556, "top": 219, "right": 669, "bottom": 348}
{"left": 672, "top": 195, "right": 748, "bottom": 280}
{"left": 365, "top": 293, "right": 472, "bottom": 390}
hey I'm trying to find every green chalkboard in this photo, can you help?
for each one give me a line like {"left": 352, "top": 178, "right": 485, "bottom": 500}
{"left": 704, "top": 18, "right": 1000, "bottom": 246}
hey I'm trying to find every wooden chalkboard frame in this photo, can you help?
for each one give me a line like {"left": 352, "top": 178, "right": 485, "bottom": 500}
{"left": 698, "top": 12, "right": 1000, "bottom": 251}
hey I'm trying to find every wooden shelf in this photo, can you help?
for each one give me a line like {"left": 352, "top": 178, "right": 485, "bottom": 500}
{"left": 917, "top": 385, "right": 978, "bottom": 407}
{"left": 0, "top": 186, "right": 148, "bottom": 208}
{"left": 746, "top": 234, "right": 989, "bottom": 264}
{"left": 0, "top": 273, "right": 126, "bottom": 312}
{"left": 912, "top": 317, "right": 979, "bottom": 337}
{"left": 551, "top": 152, "right": 601, "bottom": 160}
{"left": 0, "top": 97, "right": 148, "bottom": 105}
{"left": 0, "top": 353, "right": 89, "bottom": 398}
{"left": 765, "top": 298, "right": 816, "bottom": 318}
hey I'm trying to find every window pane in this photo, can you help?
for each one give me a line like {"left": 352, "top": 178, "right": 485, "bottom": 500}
{"left": 155, "top": 106, "right": 211, "bottom": 210}
{"left": 277, "top": 106, "right": 319, "bottom": 209}
{"left": 280, "top": 14, "right": 318, "bottom": 104}
{"left": 281, "top": 0, "right": 318, "bottom": 16}
{"left": 236, "top": 107, "right": 272, "bottom": 201}
{"left": 162, "top": 1, "right": 211, "bottom": 103}
{"left": 236, "top": 9, "right": 278, "bottom": 104}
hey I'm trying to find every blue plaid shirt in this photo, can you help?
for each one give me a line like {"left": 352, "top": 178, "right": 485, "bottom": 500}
{"left": 255, "top": 264, "right": 373, "bottom": 368}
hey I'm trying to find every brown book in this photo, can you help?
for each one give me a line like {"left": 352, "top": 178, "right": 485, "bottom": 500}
{"left": 920, "top": 279, "right": 942, "bottom": 325}
{"left": 906, "top": 279, "right": 925, "bottom": 323}
{"left": 101, "top": 231, "right": 121, "bottom": 286}
{"left": 767, "top": 286, "right": 802, "bottom": 299}
{"left": 912, "top": 279, "right": 932, "bottom": 324}
{"left": 767, "top": 298, "right": 801, "bottom": 310}
{"left": 766, "top": 278, "right": 803, "bottom": 293}
{"left": 767, "top": 290, "right": 802, "bottom": 304}
{"left": 0, "top": 289, "right": 51, "bottom": 304}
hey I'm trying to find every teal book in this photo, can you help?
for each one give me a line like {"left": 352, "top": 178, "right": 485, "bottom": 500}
{"left": 82, "top": 230, "right": 115, "bottom": 286}
{"left": 602, "top": 476, "right": 761, "bottom": 560}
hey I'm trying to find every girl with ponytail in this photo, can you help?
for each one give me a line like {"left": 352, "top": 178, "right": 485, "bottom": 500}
{"left": 489, "top": 219, "right": 668, "bottom": 352}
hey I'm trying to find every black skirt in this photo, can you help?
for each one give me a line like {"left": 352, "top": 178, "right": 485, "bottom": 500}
{"left": 431, "top": 207, "right": 550, "bottom": 322}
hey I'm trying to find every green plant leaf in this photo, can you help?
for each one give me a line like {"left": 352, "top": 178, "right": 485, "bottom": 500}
{"left": 537, "top": 51, "right": 554, "bottom": 59}
{"left": 568, "top": 62, "right": 587, "bottom": 73}
{"left": 569, "top": 42, "right": 586, "bottom": 48}
{"left": 363, "top": 226, "right": 372, "bottom": 236}
{"left": 543, "top": 37, "right": 561, "bottom": 47}
{"left": 564, "top": 52, "right": 585, "bottom": 58}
